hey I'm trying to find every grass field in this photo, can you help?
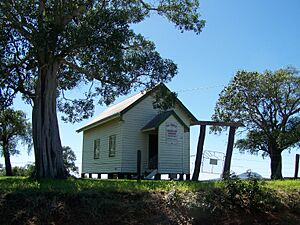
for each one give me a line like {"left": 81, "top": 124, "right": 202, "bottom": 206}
{"left": 0, "top": 177, "right": 299, "bottom": 225}
{"left": 0, "top": 176, "right": 221, "bottom": 193}
{"left": 1, "top": 176, "right": 299, "bottom": 193}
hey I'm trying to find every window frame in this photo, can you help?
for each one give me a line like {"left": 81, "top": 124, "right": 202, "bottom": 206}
{"left": 109, "top": 135, "right": 116, "bottom": 157}
{"left": 94, "top": 139, "right": 100, "bottom": 159}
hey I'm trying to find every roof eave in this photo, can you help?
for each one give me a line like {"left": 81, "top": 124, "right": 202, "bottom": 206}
{"left": 141, "top": 127, "right": 157, "bottom": 133}
{"left": 76, "top": 114, "right": 121, "bottom": 132}
{"left": 141, "top": 110, "right": 189, "bottom": 133}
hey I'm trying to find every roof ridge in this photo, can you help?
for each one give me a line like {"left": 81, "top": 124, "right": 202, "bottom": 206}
{"left": 77, "top": 83, "right": 197, "bottom": 132}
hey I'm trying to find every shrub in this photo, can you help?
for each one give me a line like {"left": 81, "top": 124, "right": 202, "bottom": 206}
{"left": 206, "top": 176, "right": 282, "bottom": 213}
{"left": 11, "top": 164, "right": 35, "bottom": 177}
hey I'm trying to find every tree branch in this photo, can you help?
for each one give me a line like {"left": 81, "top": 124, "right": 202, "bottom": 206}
{"left": 61, "top": 59, "right": 121, "bottom": 86}
{"left": 61, "top": 5, "right": 87, "bottom": 27}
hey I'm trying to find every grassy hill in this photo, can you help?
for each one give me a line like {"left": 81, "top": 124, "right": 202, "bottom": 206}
{"left": 0, "top": 177, "right": 299, "bottom": 225}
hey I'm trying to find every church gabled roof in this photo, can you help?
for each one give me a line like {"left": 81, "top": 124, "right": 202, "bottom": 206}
{"left": 76, "top": 84, "right": 197, "bottom": 132}
{"left": 141, "top": 110, "right": 189, "bottom": 132}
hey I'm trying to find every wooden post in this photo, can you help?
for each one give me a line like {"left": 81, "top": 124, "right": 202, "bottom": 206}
{"left": 222, "top": 126, "right": 236, "bottom": 179}
{"left": 294, "top": 154, "right": 300, "bottom": 179}
{"left": 118, "top": 173, "right": 124, "bottom": 179}
{"left": 186, "top": 174, "right": 190, "bottom": 181}
{"left": 179, "top": 174, "right": 184, "bottom": 180}
{"left": 137, "top": 150, "right": 141, "bottom": 180}
{"left": 154, "top": 174, "right": 161, "bottom": 180}
{"left": 192, "top": 125, "right": 206, "bottom": 181}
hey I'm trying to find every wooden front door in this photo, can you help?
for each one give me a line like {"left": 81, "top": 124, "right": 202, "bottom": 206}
{"left": 148, "top": 134, "right": 158, "bottom": 169}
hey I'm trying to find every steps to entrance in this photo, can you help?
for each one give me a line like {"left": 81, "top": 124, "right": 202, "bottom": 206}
{"left": 144, "top": 169, "right": 158, "bottom": 180}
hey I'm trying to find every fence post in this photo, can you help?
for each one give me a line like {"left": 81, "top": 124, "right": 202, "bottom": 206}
{"left": 137, "top": 150, "right": 141, "bottom": 180}
{"left": 192, "top": 125, "right": 206, "bottom": 181}
{"left": 222, "top": 126, "right": 236, "bottom": 179}
{"left": 294, "top": 154, "right": 300, "bottom": 179}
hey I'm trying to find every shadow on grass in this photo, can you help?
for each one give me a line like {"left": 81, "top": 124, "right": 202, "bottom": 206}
{"left": 0, "top": 185, "right": 185, "bottom": 225}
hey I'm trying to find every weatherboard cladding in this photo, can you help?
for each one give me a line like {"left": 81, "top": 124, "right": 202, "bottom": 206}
{"left": 79, "top": 84, "right": 195, "bottom": 174}
{"left": 120, "top": 94, "right": 158, "bottom": 173}
{"left": 158, "top": 115, "right": 187, "bottom": 174}
{"left": 81, "top": 118, "right": 123, "bottom": 174}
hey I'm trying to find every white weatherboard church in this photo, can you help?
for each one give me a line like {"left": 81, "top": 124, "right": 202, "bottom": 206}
{"left": 77, "top": 84, "right": 197, "bottom": 180}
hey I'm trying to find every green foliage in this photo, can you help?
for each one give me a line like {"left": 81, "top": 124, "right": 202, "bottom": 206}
{"left": 222, "top": 176, "right": 278, "bottom": 211}
{"left": 0, "top": 164, "right": 4, "bottom": 176}
{"left": 62, "top": 146, "right": 79, "bottom": 176}
{"left": 0, "top": 0, "right": 205, "bottom": 122}
{"left": 1, "top": 176, "right": 298, "bottom": 194}
{"left": 212, "top": 67, "right": 300, "bottom": 178}
{"left": 0, "top": 164, "right": 35, "bottom": 177}
{"left": 265, "top": 179, "right": 300, "bottom": 191}
{"left": 0, "top": 178, "right": 299, "bottom": 224}
{"left": 0, "top": 145, "right": 78, "bottom": 178}
{"left": 195, "top": 177, "right": 282, "bottom": 221}
{"left": 0, "top": 108, "right": 32, "bottom": 155}
{"left": 2, "top": 145, "right": 79, "bottom": 177}
{"left": 1, "top": 0, "right": 205, "bottom": 178}
{"left": 11, "top": 164, "right": 35, "bottom": 177}
{"left": 0, "top": 108, "right": 32, "bottom": 176}
{"left": 0, "top": 177, "right": 221, "bottom": 193}
{"left": 152, "top": 84, "right": 178, "bottom": 111}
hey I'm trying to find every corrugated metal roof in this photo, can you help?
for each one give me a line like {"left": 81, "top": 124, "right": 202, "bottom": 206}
{"left": 141, "top": 110, "right": 189, "bottom": 132}
{"left": 142, "top": 111, "right": 173, "bottom": 131}
{"left": 77, "top": 83, "right": 198, "bottom": 132}
{"left": 77, "top": 91, "right": 145, "bottom": 132}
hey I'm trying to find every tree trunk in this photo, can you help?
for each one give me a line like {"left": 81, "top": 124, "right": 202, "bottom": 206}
{"left": 3, "top": 142, "right": 13, "bottom": 176}
{"left": 270, "top": 149, "right": 283, "bottom": 180}
{"left": 32, "top": 59, "right": 66, "bottom": 179}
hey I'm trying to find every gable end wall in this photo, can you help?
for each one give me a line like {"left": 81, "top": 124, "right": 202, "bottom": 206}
{"left": 158, "top": 115, "right": 190, "bottom": 174}
{"left": 81, "top": 118, "right": 122, "bottom": 174}
{"left": 121, "top": 95, "right": 158, "bottom": 173}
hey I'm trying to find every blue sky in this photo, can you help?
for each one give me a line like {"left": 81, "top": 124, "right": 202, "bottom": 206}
{"left": 2, "top": 0, "right": 300, "bottom": 179}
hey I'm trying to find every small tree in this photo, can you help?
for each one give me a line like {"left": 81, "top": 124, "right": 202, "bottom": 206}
{"left": 62, "top": 146, "right": 79, "bottom": 176}
{"left": 212, "top": 67, "right": 300, "bottom": 179}
{"left": 0, "top": 108, "right": 32, "bottom": 176}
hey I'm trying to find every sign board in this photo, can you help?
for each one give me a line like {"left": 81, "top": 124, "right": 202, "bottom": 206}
{"left": 210, "top": 158, "right": 218, "bottom": 165}
{"left": 201, "top": 150, "right": 225, "bottom": 174}
{"left": 166, "top": 122, "right": 178, "bottom": 144}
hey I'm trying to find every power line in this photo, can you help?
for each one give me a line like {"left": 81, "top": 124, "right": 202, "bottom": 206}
{"left": 176, "top": 84, "right": 226, "bottom": 93}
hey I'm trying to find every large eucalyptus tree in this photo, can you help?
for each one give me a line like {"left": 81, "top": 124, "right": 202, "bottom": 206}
{"left": 0, "top": 1, "right": 205, "bottom": 178}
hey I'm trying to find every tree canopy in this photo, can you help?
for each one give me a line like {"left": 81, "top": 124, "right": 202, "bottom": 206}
{"left": 0, "top": 0, "right": 205, "bottom": 178}
{"left": 62, "top": 146, "right": 79, "bottom": 176}
{"left": 212, "top": 67, "right": 300, "bottom": 179}
{"left": 0, "top": 0, "right": 205, "bottom": 121}
{"left": 0, "top": 108, "right": 32, "bottom": 176}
